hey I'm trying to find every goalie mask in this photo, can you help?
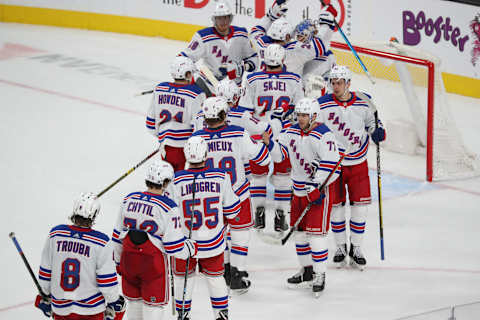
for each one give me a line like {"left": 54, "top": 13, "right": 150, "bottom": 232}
{"left": 215, "top": 78, "right": 241, "bottom": 105}
{"left": 71, "top": 192, "right": 100, "bottom": 223}
{"left": 170, "top": 56, "right": 195, "bottom": 80}
{"left": 267, "top": 18, "right": 293, "bottom": 42}
{"left": 146, "top": 160, "right": 174, "bottom": 186}
{"left": 184, "top": 136, "right": 208, "bottom": 164}
{"left": 264, "top": 44, "right": 285, "bottom": 67}
{"left": 294, "top": 19, "right": 316, "bottom": 43}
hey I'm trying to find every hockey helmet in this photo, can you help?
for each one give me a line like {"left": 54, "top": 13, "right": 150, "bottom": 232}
{"left": 329, "top": 65, "right": 351, "bottom": 83}
{"left": 71, "top": 192, "right": 100, "bottom": 223}
{"left": 264, "top": 44, "right": 285, "bottom": 67}
{"left": 170, "top": 56, "right": 195, "bottom": 80}
{"left": 146, "top": 160, "right": 174, "bottom": 186}
{"left": 215, "top": 79, "right": 241, "bottom": 104}
{"left": 267, "top": 18, "right": 293, "bottom": 42}
{"left": 211, "top": 1, "right": 234, "bottom": 25}
{"left": 295, "top": 98, "right": 320, "bottom": 122}
{"left": 184, "top": 136, "right": 208, "bottom": 164}
{"left": 202, "top": 96, "right": 229, "bottom": 119}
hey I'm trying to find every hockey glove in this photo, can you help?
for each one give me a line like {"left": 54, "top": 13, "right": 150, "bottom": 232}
{"left": 243, "top": 59, "right": 256, "bottom": 73}
{"left": 185, "top": 238, "right": 198, "bottom": 258}
{"left": 267, "top": 0, "right": 288, "bottom": 21}
{"left": 306, "top": 185, "right": 326, "bottom": 204}
{"left": 371, "top": 127, "right": 386, "bottom": 145}
{"left": 219, "top": 61, "right": 243, "bottom": 80}
{"left": 318, "top": 5, "right": 337, "bottom": 30}
{"left": 34, "top": 295, "right": 52, "bottom": 318}
{"left": 105, "top": 295, "right": 126, "bottom": 320}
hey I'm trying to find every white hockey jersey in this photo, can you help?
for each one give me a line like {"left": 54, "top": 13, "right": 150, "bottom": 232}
{"left": 317, "top": 92, "right": 383, "bottom": 166}
{"left": 146, "top": 82, "right": 206, "bottom": 148}
{"left": 243, "top": 70, "right": 304, "bottom": 135}
{"left": 250, "top": 17, "right": 333, "bottom": 76}
{"left": 112, "top": 191, "right": 193, "bottom": 263}
{"left": 192, "top": 125, "right": 272, "bottom": 202}
{"left": 172, "top": 168, "right": 241, "bottom": 258}
{"left": 272, "top": 123, "right": 340, "bottom": 197}
{"left": 38, "top": 225, "right": 119, "bottom": 316}
{"left": 193, "top": 105, "right": 272, "bottom": 139}
{"left": 180, "top": 26, "right": 257, "bottom": 85}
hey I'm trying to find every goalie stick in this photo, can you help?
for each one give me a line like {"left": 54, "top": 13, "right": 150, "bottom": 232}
{"left": 355, "top": 91, "right": 385, "bottom": 260}
{"left": 258, "top": 150, "right": 347, "bottom": 246}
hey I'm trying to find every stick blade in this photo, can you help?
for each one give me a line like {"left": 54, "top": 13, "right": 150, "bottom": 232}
{"left": 9, "top": 232, "right": 15, "bottom": 239}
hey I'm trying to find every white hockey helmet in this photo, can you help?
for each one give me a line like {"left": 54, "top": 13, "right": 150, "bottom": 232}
{"left": 211, "top": 1, "right": 234, "bottom": 24}
{"left": 215, "top": 79, "right": 241, "bottom": 104}
{"left": 264, "top": 44, "right": 285, "bottom": 67}
{"left": 267, "top": 18, "right": 293, "bottom": 41}
{"left": 170, "top": 56, "right": 195, "bottom": 80}
{"left": 71, "top": 192, "right": 100, "bottom": 222}
{"left": 184, "top": 136, "right": 208, "bottom": 164}
{"left": 329, "top": 65, "right": 351, "bottom": 83}
{"left": 295, "top": 98, "right": 320, "bottom": 122}
{"left": 146, "top": 160, "right": 174, "bottom": 186}
{"left": 202, "top": 96, "right": 229, "bottom": 119}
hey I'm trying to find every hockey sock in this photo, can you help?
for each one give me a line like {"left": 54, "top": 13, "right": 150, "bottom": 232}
{"left": 250, "top": 175, "right": 267, "bottom": 210}
{"left": 206, "top": 276, "right": 229, "bottom": 318}
{"left": 230, "top": 229, "right": 250, "bottom": 271}
{"left": 143, "top": 304, "right": 166, "bottom": 320}
{"left": 350, "top": 205, "right": 367, "bottom": 246}
{"left": 331, "top": 205, "right": 347, "bottom": 246}
{"left": 174, "top": 274, "right": 195, "bottom": 314}
{"left": 294, "top": 232, "right": 312, "bottom": 267}
{"left": 126, "top": 299, "right": 143, "bottom": 320}
{"left": 271, "top": 173, "right": 292, "bottom": 212}
{"left": 308, "top": 235, "right": 328, "bottom": 274}
{"left": 224, "top": 230, "right": 231, "bottom": 265}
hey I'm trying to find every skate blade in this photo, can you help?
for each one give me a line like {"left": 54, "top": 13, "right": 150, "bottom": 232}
{"left": 313, "top": 291, "right": 324, "bottom": 299}
{"left": 333, "top": 260, "right": 347, "bottom": 269}
{"left": 287, "top": 281, "right": 313, "bottom": 290}
{"left": 349, "top": 260, "right": 366, "bottom": 271}
{"left": 230, "top": 288, "right": 249, "bottom": 295}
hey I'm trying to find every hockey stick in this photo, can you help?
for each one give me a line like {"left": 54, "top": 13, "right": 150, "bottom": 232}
{"left": 180, "top": 174, "right": 197, "bottom": 319}
{"left": 318, "top": 0, "right": 375, "bottom": 85}
{"left": 355, "top": 91, "right": 385, "bottom": 260}
{"left": 96, "top": 148, "right": 160, "bottom": 198}
{"left": 170, "top": 257, "right": 176, "bottom": 316}
{"left": 134, "top": 89, "right": 153, "bottom": 97}
{"left": 258, "top": 151, "right": 346, "bottom": 246}
{"left": 9, "top": 232, "right": 50, "bottom": 300}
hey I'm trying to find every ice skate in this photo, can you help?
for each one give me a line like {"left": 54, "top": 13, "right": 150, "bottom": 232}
{"left": 287, "top": 266, "right": 314, "bottom": 289}
{"left": 274, "top": 209, "right": 289, "bottom": 232}
{"left": 230, "top": 266, "right": 250, "bottom": 294}
{"left": 349, "top": 245, "right": 367, "bottom": 271}
{"left": 254, "top": 206, "right": 265, "bottom": 230}
{"left": 312, "top": 272, "right": 325, "bottom": 298}
{"left": 333, "top": 244, "right": 348, "bottom": 268}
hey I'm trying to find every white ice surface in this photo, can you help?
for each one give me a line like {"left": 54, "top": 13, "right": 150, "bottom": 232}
{"left": 1, "top": 23, "right": 480, "bottom": 320}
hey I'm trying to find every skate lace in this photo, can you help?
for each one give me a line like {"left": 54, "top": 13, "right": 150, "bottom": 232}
{"left": 353, "top": 246, "right": 365, "bottom": 259}
{"left": 313, "top": 272, "right": 325, "bottom": 285}
{"left": 335, "top": 245, "right": 346, "bottom": 256}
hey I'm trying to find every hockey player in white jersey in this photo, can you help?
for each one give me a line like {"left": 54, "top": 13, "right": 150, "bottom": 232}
{"left": 146, "top": 56, "right": 206, "bottom": 172}
{"left": 111, "top": 160, "right": 198, "bottom": 320}
{"left": 242, "top": 43, "right": 303, "bottom": 233}
{"left": 249, "top": 0, "right": 337, "bottom": 77}
{"left": 192, "top": 97, "right": 272, "bottom": 293}
{"left": 317, "top": 65, "right": 386, "bottom": 270}
{"left": 35, "top": 193, "right": 125, "bottom": 320}
{"left": 178, "top": 1, "right": 257, "bottom": 94}
{"left": 171, "top": 136, "right": 241, "bottom": 320}
{"left": 270, "top": 98, "right": 340, "bottom": 297}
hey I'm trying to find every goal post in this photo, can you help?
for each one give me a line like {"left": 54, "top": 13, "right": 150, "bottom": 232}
{"left": 330, "top": 40, "right": 480, "bottom": 182}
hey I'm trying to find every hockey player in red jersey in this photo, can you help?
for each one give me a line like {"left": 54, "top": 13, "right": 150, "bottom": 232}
{"left": 112, "top": 160, "right": 198, "bottom": 320}
{"left": 317, "top": 65, "right": 386, "bottom": 270}
{"left": 171, "top": 136, "right": 241, "bottom": 320}
{"left": 35, "top": 193, "right": 126, "bottom": 320}
{"left": 146, "top": 56, "right": 206, "bottom": 172}
{"left": 271, "top": 98, "right": 340, "bottom": 297}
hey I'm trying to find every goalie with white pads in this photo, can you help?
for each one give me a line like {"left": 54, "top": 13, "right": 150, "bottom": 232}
{"left": 270, "top": 98, "right": 340, "bottom": 297}
{"left": 316, "top": 65, "right": 386, "bottom": 270}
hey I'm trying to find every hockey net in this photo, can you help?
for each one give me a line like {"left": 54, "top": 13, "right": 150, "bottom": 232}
{"left": 330, "top": 40, "right": 480, "bottom": 182}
